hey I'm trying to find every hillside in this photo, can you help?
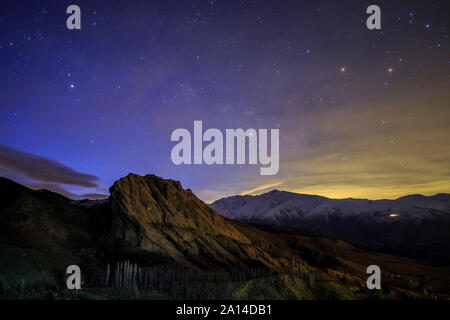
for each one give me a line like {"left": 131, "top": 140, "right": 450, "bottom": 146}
{"left": 0, "top": 175, "right": 449, "bottom": 299}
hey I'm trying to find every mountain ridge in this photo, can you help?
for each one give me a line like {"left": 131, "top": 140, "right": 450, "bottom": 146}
{"left": 218, "top": 189, "right": 450, "bottom": 202}
{"left": 1, "top": 174, "right": 450, "bottom": 299}
{"left": 210, "top": 189, "right": 450, "bottom": 264}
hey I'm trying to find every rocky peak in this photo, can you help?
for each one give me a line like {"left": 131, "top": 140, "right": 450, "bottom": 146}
{"left": 109, "top": 173, "right": 276, "bottom": 268}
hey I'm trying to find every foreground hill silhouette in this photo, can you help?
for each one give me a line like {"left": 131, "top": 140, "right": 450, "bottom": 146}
{"left": 0, "top": 174, "right": 449, "bottom": 299}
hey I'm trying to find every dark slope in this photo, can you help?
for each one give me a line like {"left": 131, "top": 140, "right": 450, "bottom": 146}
{"left": 0, "top": 177, "right": 110, "bottom": 291}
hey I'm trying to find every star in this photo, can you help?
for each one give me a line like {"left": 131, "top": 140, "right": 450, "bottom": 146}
{"left": 340, "top": 66, "right": 346, "bottom": 72}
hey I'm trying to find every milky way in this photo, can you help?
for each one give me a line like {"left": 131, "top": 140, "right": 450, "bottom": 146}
{"left": 0, "top": 0, "right": 448, "bottom": 202}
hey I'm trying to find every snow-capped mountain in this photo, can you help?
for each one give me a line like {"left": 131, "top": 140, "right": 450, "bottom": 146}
{"left": 211, "top": 191, "right": 450, "bottom": 222}
{"left": 211, "top": 191, "right": 450, "bottom": 263}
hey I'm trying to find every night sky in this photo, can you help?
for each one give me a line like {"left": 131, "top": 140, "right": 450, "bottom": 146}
{"left": 0, "top": 0, "right": 449, "bottom": 202}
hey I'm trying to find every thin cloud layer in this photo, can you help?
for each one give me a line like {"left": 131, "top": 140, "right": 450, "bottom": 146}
{"left": 21, "top": 182, "right": 109, "bottom": 200}
{"left": 0, "top": 145, "right": 99, "bottom": 188}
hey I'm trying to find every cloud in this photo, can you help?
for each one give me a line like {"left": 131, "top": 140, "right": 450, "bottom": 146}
{"left": 198, "top": 189, "right": 218, "bottom": 195}
{"left": 23, "top": 182, "right": 82, "bottom": 199}
{"left": 23, "top": 182, "right": 109, "bottom": 200}
{"left": 195, "top": 189, "right": 222, "bottom": 204}
{"left": 0, "top": 145, "right": 99, "bottom": 188}
{"left": 80, "top": 193, "right": 109, "bottom": 200}
{"left": 240, "top": 182, "right": 283, "bottom": 195}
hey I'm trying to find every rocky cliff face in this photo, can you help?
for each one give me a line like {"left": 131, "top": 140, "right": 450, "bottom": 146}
{"left": 109, "top": 174, "right": 277, "bottom": 268}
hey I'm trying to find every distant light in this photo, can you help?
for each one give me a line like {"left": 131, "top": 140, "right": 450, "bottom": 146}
{"left": 305, "top": 49, "right": 311, "bottom": 54}
{"left": 340, "top": 66, "right": 346, "bottom": 72}
{"left": 389, "top": 213, "right": 399, "bottom": 218}
{"left": 388, "top": 67, "right": 393, "bottom": 73}
{"left": 425, "top": 24, "right": 431, "bottom": 29}
{"left": 69, "top": 84, "right": 75, "bottom": 89}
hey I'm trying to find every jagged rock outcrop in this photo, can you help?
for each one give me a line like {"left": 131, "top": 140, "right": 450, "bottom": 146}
{"left": 109, "top": 174, "right": 278, "bottom": 268}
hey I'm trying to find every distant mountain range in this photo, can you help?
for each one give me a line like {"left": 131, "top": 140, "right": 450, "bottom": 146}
{"left": 1, "top": 175, "right": 450, "bottom": 299}
{"left": 211, "top": 190, "right": 450, "bottom": 264}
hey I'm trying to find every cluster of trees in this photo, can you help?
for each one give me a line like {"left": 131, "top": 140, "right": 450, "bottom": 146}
{"left": 86, "top": 261, "right": 274, "bottom": 299}
{"left": 83, "top": 260, "right": 322, "bottom": 299}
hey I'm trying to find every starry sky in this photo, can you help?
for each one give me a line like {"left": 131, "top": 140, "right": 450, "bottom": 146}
{"left": 0, "top": 0, "right": 449, "bottom": 202}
